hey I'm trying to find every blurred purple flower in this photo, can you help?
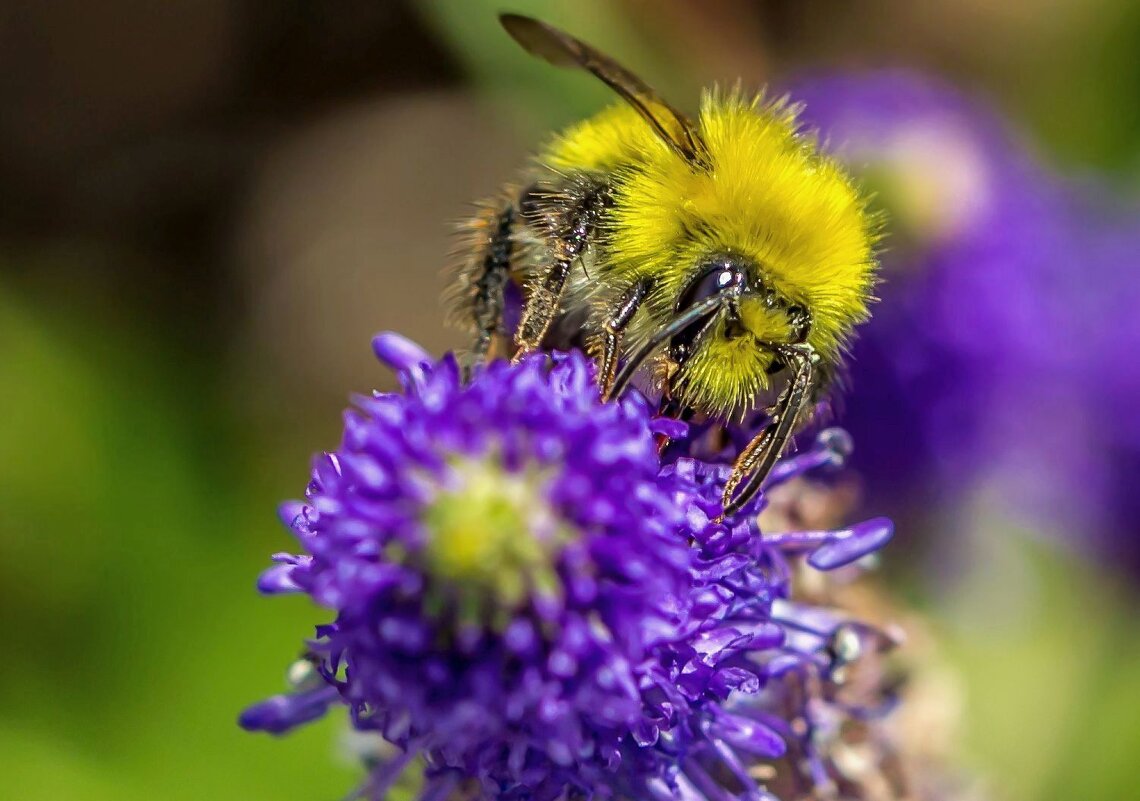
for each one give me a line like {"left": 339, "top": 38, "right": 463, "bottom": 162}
{"left": 241, "top": 333, "right": 896, "bottom": 801}
{"left": 787, "top": 71, "right": 1075, "bottom": 496}
{"left": 1067, "top": 200, "right": 1140, "bottom": 566}
{"left": 789, "top": 71, "right": 1140, "bottom": 570}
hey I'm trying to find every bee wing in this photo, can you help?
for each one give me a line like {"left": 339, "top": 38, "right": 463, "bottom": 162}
{"left": 500, "top": 14, "right": 707, "bottom": 166}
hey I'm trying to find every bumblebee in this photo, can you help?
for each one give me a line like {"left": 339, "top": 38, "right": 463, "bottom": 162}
{"left": 449, "top": 15, "right": 878, "bottom": 518}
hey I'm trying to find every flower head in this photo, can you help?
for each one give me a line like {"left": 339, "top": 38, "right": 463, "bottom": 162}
{"left": 242, "top": 334, "right": 902, "bottom": 801}
{"left": 245, "top": 335, "right": 705, "bottom": 799}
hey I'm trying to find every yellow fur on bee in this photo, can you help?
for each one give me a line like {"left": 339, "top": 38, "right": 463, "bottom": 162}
{"left": 541, "top": 88, "right": 879, "bottom": 417}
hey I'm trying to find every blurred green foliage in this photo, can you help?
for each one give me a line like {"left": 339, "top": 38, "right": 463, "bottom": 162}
{"left": 420, "top": 0, "right": 699, "bottom": 141}
{"left": 942, "top": 531, "right": 1140, "bottom": 801}
{"left": 0, "top": 268, "right": 358, "bottom": 799}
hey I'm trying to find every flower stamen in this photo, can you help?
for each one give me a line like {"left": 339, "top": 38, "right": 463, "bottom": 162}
{"left": 420, "top": 458, "right": 568, "bottom": 617}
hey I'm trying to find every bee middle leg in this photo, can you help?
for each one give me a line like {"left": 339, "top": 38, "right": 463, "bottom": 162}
{"left": 513, "top": 182, "right": 611, "bottom": 359}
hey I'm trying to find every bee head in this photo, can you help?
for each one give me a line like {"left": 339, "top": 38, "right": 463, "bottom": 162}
{"left": 670, "top": 254, "right": 811, "bottom": 365}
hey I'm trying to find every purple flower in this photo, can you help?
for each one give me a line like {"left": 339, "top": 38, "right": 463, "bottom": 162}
{"left": 784, "top": 73, "right": 1130, "bottom": 544}
{"left": 1062, "top": 202, "right": 1140, "bottom": 567}
{"left": 241, "top": 334, "right": 897, "bottom": 801}
{"left": 244, "top": 335, "right": 695, "bottom": 799}
{"left": 657, "top": 453, "right": 896, "bottom": 800}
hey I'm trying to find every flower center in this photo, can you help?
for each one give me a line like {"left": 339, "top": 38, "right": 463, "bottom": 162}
{"left": 420, "top": 458, "right": 568, "bottom": 618}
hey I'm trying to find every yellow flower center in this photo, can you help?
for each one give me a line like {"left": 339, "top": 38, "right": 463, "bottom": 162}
{"left": 420, "top": 458, "right": 567, "bottom": 621}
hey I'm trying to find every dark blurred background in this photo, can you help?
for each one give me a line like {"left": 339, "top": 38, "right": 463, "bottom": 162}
{"left": 3, "top": 1, "right": 1139, "bottom": 799}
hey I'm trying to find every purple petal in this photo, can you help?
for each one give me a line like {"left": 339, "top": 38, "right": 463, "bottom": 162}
{"left": 371, "top": 331, "right": 432, "bottom": 374}
{"left": 277, "top": 500, "right": 307, "bottom": 528}
{"left": 807, "top": 517, "right": 895, "bottom": 570}
{"left": 710, "top": 710, "right": 787, "bottom": 757}
{"left": 650, "top": 416, "right": 689, "bottom": 439}
{"left": 239, "top": 686, "right": 338, "bottom": 734}
{"left": 765, "top": 427, "right": 853, "bottom": 488}
{"left": 256, "top": 559, "right": 308, "bottom": 594}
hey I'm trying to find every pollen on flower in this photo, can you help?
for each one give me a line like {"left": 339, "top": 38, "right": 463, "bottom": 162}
{"left": 420, "top": 457, "right": 567, "bottom": 615}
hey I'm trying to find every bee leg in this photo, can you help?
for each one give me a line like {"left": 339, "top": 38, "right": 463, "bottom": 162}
{"left": 469, "top": 204, "right": 516, "bottom": 370}
{"left": 597, "top": 278, "right": 652, "bottom": 396}
{"left": 513, "top": 183, "right": 611, "bottom": 360}
{"left": 719, "top": 344, "right": 818, "bottom": 520}
{"left": 449, "top": 192, "right": 523, "bottom": 381}
{"left": 514, "top": 259, "right": 572, "bottom": 359}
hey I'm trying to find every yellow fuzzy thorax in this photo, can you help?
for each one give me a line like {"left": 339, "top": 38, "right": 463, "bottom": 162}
{"left": 542, "top": 89, "right": 879, "bottom": 416}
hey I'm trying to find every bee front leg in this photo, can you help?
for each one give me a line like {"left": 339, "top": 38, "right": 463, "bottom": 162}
{"left": 596, "top": 278, "right": 651, "bottom": 398}
{"left": 719, "top": 344, "right": 818, "bottom": 520}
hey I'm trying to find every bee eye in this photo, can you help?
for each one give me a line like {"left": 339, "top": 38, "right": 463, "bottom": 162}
{"left": 669, "top": 263, "right": 747, "bottom": 362}
{"left": 676, "top": 264, "right": 745, "bottom": 313}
